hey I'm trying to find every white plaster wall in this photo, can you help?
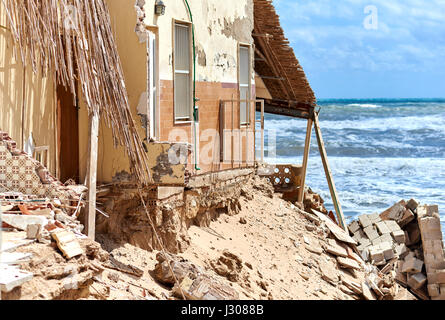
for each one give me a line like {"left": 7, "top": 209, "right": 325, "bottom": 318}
{"left": 143, "top": 0, "right": 254, "bottom": 84}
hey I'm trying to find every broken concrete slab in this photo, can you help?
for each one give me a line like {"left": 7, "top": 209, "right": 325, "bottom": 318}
{"left": 1, "top": 214, "right": 48, "bottom": 231}
{"left": 361, "top": 281, "right": 376, "bottom": 300}
{"left": 325, "top": 239, "right": 348, "bottom": 258}
{"left": 0, "top": 252, "right": 33, "bottom": 265}
{"left": 0, "top": 264, "right": 33, "bottom": 292}
{"left": 337, "top": 257, "right": 361, "bottom": 270}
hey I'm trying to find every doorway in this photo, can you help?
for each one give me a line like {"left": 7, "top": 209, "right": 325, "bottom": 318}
{"left": 57, "top": 84, "right": 80, "bottom": 183}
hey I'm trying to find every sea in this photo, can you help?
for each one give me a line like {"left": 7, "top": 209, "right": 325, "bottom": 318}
{"left": 257, "top": 98, "right": 445, "bottom": 231}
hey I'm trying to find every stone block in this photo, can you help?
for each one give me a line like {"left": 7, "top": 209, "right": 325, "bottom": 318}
{"left": 373, "top": 234, "right": 393, "bottom": 247}
{"left": 363, "top": 226, "right": 379, "bottom": 241}
{"left": 435, "top": 270, "right": 445, "bottom": 284}
{"left": 427, "top": 205, "right": 440, "bottom": 216}
{"left": 380, "top": 201, "right": 406, "bottom": 221}
{"left": 359, "top": 238, "right": 371, "bottom": 248}
{"left": 26, "top": 224, "right": 41, "bottom": 240}
{"left": 406, "top": 198, "right": 419, "bottom": 212}
{"left": 379, "top": 242, "right": 395, "bottom": 260}
{"left": 371, "top": 237, "right": 382, "bottom": 246}
{"left": 398, "top": 208, "right": 415, "bottom": 228}
{"left": 369, "top": 213, "right": 381, "bottom": 224}
{"left": 352, "top": 229, "right": 366, "bottom": 242}
{"left": 348, "top": 220, "right": 361, "bottom": 234}
{"left": 395, "top": 243, "right": 408, "bottom": 259}
{"left": 385, "top": 220, "right": 402, "bottom": 233}
{"left": 369, "top": 246, "right": 385, "bottom": 263}
{"left": 392, "top": 230, "right": 406, "bottom": 244}
{"left": 360, "top": 248, "right": 369, "bottom": 262}
{"left": 428, "top": 283, "right": 440, "bottom": 297}
{"left": 376, "top": 221, "right": 391, "bottom": 235}
{"left": 402, "top": 258, "right": 424, "bottom": 274}
{"left": 405, "top": 221, "right": 421, "bottom": 245}
{"left": 407, "top": 273, "right": 427, "bottom": 290}
{"left": 358, "top": 215, "right": 372, "bottom": 228}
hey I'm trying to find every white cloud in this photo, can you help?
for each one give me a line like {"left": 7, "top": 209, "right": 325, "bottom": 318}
{"left": 274, "top": 0, "right": 445, "bottom": 73}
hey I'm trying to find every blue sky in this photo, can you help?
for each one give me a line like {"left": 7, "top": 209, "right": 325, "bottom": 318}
{"left": 273, "top": 0, "right": 445, "bottom": 99}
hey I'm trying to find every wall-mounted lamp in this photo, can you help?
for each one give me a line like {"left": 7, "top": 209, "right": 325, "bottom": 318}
{"left": 155, "top": 0, "right": 166, "bottom": 16}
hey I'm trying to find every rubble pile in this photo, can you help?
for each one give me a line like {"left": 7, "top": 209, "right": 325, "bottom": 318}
{"left": 153, "top": 252, "right": 239, "bottom": 300}
{"left": 348, "top": 199, "right": 445, "bottom": 300}
{"left": 0, "top": 196, "right": 91, "bottom": 296}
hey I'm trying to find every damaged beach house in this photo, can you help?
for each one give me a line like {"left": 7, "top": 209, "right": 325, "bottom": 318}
{"left": 0, "top": 0, "right": 354, "bottom": 297}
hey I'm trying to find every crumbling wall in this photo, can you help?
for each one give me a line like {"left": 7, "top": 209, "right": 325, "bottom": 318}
{"left": 0, "top": 131, "right": 80, "bottom": 202}
{"left": 95, "top": 173, "right": 258, "bottom": 254}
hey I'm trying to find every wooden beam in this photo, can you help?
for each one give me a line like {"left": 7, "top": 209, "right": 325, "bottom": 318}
{"left": 85, "top": 111, "right": 99, "bottom": 240}
{"left": 298, "top": 118, "right": 313, "bottom": 203}
{"left": 313, "top": 112, "right": 347, "bottom": 231}
{"left": 258, "top": 75, "right": 285, "bottom": 81}
{"left": 256, "top": 103, "right": 311, "bottom": 119}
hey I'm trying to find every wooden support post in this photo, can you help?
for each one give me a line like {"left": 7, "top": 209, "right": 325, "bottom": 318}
{"left": 298, "top": 118, "right": 313, "bottom": 204}
{"left": 261, "top": 100, "right": 265, "bottom": 163}
{"left": 85, "top": 111, "right": 99, "bottom": 240}
{"left": 313, "top": 112, "right": 347, "bottom": 231}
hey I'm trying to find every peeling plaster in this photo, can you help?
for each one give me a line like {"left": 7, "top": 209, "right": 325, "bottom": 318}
{"left": 197, "top": 44, "right": 207, "bottom": 67}
{"left": 134, "top": 0, "right": 148, "bottom": 43}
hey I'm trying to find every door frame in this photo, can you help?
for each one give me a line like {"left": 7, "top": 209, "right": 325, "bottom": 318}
{"left": 146, "top": 27, "right": 160, "bottom": 140}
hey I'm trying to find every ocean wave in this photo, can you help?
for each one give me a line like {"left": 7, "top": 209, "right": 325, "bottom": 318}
{"left": 346, "top": 103, "right": 381, "bottom": 108}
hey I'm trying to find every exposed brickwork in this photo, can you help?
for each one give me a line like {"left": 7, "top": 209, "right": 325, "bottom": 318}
{"left": 159, "top": 80, "right": 256, "bottom": 175}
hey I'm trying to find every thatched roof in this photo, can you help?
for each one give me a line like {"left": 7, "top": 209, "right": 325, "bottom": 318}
{"left": 2, "top": 0, "right": 151, "bottom": 184}
{"left": 254, "top": 0, "right": 316, "bottom": 119}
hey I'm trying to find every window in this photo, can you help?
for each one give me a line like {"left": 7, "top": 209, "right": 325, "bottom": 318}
{"left": 239, "top": 45, "right": 250, "bottom": 125}
{"left": 174, "top": 23, "right": 191, "bottom": 121}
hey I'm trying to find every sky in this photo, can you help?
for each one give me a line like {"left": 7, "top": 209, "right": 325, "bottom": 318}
{"left": 273, "top": 0, "right": 445, "bottom": 99}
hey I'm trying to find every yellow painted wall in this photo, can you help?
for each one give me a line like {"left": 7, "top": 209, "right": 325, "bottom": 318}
{"left": 0, "top": 3, "right": 57, "bottom": 175}
{"left": 79, "top": 0, "right": 148, "bottom": 183}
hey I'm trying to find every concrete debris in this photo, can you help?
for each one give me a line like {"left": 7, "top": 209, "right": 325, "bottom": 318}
{"left": 153, "top": 252, "right": 204, "bottom": 286}
{"left": 51, "top": 229, "right": 84, "bottom": 259}
{"left": 348, "top": 199, "right": 445, "bottom": 300}
{"left": 210, "top": 250, "right": 243, "bottom": 282}
{"left": 172, "top": 274, "right": 239, "bottom": 300}
{"left": 0, "top": 264, "right": 33, "bottom": 293}
{"left": 103, "top": 256, "right": 144, "bottom": 278}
